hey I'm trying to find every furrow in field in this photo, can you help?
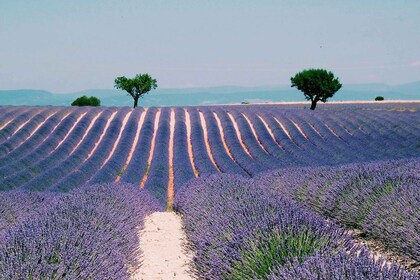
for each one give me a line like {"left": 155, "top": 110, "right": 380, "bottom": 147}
{"left": 53, "top": 112, "right": 87, "bottom": 153}
{"left": 0, "top": 110, "right": 73, "bottom": 164}
{"left": 69, "top": 111, "right": 103, "bottom": 156}
{"left": 0, "top": 108, "right": 39, "bottom": 144}
{"left": 28, "top": 111, "right": 57, "bottom": 138}
{"left": 241, "top": 112, "right": 269, "bottom": 153}
{"left": 0, "top": 109, "right": 58, "bottom": 157}
{"left": 84, "top": 111, "right": 116, "bottom": 161}
{"left": 242, "top": 111, "right": 294, "bottom": 167}
{"left": 273, "top": 116, "right": 298, "bottom": 146}
{"left": 213, "top": 112, "right": 235, "bottom": 161}
{"left": 100, "top": 111, "right": 132, "bottom": 168}
{"left": 209, "top": 111, "right": 252, "bottom": 176}
{"left": 50, "top": 109, "right": 129, "bottom": 191}
{"left": 45, "top": 111, "right": 72, "bottom": 140}
{"left": 9, "top": 119, "right": 31, "bottom": 139}
{"left": 11, "top": 111, "right": 58, "bottom": 151}
{"left": 0, "top": 119, "right": 13, "bottom": 131}
{"left": 226, "top": 112, "right": 253, "bottom": 159}
{"left": 256, "top": 114, "right": 285, "bottom": 150}
{"left": 306, "top": 120, "right": 326, "bottom": 140}
{"left": 323, "top": 122, "right": 345, "bottom": 141}
{"left": 140, "top": 109, "right": 161, "bottom": 188}
{"left": 213, "top": 109, "right": 264, "bottom": 175}
{"left": 172, "top": 108, "right": 197, "bottom": 189}
{"left": 0, "top": 109, "right": 83, "bottom": 179}
{"left": 167, "top": 109, "right": 175, "bottom": 210}
{"left": 115, "top": 109, "right": 147, "bottom": 182}
{"left": 87, "top": 108, "right": 143, "bottom": 185}
{"left": 288, "top": 118, "right": 311, "bottom": 142}
{"left": 199, "top": 111, "right": 221, "bottom": 172}
{"left": 0, "top": 107, "right": 23, "bottom": 130}
{"left": 184, "top": 109, "right": 199, "bottom": 177}
{"left": 21, "top": 109, "right": 114, "bottom": 192}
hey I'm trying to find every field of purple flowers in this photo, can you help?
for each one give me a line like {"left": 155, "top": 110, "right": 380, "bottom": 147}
{"left": 0, "top": 102, "right": 419, "bottom": 278}
{"left": 174, "top": 172, "right": 418, "bottom": 279}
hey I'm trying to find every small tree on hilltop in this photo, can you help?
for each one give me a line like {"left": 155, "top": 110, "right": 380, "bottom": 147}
{"left": 291, "top": 68, "right": 342, "bottom": 110}
{"left": 71, "top": 96, "right": 101, "bottom": 106}
{"left": 114, "top": 73, "right": 158, "bottom": 108}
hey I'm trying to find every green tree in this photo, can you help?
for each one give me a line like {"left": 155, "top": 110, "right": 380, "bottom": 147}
{"left": 114, "top": 73, "right": 158, "bottom": 108}
{"left": 291, "top": 69, "right": 342, "bottom": 110}
{"left": 71, "top": 96, "right": 101, "bottom": 106}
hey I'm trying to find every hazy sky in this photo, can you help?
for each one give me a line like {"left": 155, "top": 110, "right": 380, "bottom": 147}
{"left": 1, "top": 0, "right": 419, "bottom": 92}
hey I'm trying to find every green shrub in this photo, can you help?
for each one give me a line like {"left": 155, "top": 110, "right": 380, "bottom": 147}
{"left": 375, "top": 96, "right": 384, "bottom": 101}
{"left": 71, "top": 96, "right": 101, "bottom": 106}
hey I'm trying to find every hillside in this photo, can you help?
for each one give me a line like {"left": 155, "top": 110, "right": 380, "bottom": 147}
{"left": 0, "top": 82, "right": 419, "bottom": 106}
{"left": 1, "top": 102, "right": 419, "bottom": 206}
{"left": 1, "top": 103, "right": 419, "bottom": 278}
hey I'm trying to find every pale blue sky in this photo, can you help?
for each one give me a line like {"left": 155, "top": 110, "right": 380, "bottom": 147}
{"left": 1, "top": 0, "right": 419, "bottom": 92}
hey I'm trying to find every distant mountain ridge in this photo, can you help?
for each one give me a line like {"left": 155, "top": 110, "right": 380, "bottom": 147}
{"left": 0, "top": 82, "right": 419, "bottom": 107}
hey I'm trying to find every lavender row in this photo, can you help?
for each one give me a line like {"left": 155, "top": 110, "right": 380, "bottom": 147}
{"left": 228, "top": 109, "right": 283, "bottom": 169}
{"left": 120, "top": 107, "right": 157, "bottom": 185}
{"left": 0, "top": 106, "right": 24, "bottom": 125}
{"left": 51, "top": 108, "right": 132, "bottom": 192}
{"left": 0, "top": 108, "right": 93, "bottom": 190}
{"left": 0, "top": 105, "right": 418, "bottom": 193}
{"left": 89, "top": 108, "right": 144, "bottom": 185}
{"left": 0, "top": 108, "right": 69, "bottom": 163}
{"left": 188, "top": 108, "right": 219, "bottom": 176}
{"left": 201, "top": 109, "right": 249, "bottom": 176}
{"left": 174, "top": 174, "right": 417, "bottom": 279}
{"left": 143, "top": 107, "right": 170, "bottom": 204}
{"left": 252, "top": 107, "right": 419, "bottom": 166}
{"left": 22, "top": 108, "right": 115, "bottom": 191}
{"left": 173, "top": 108, "right": 196, "bottom": 190}
{"left": 257, "top": 158, "right": 420, "bottom": 262}
{"left": 211, "top": 108, "right": 264, "bottom": 175}
{"left": 0, "top": 107, "right": 42, "bottom": 143}
{"left": 0, "top": 183, "right": 161, "bottom": 279}
{"left": 241, "top": 111, "right": 297, "bottom": 167}
{"left": 0, "top": 108, "right": 58, "bottom": 157}
{"left": 0, "top": 107, "right": 31, "bottom": 133}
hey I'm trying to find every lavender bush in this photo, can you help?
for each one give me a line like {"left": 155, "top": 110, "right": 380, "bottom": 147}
{"left": 0, "top": 183, "right": 161, "bottom": 279}
{"left": 257, "top": 158, "right": 420, "bottom": 262}
{"left": 0, "top": 191, "right": 57, "bottom": 236}
{"left": 174, "top": 174, "right": 416, "bottom": 279}
{"left": 271, "top": 249, "right": 418, "bottom": 280}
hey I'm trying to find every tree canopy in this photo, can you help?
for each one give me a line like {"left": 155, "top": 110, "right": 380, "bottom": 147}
{"left": 291, "top": 69, "right": 342, "bottom": 110}
{"left": 71, "top": 96, "right": 101, "bottom": 106}
{"left": 114, "top": 73, "right": 158, "bottom": 108}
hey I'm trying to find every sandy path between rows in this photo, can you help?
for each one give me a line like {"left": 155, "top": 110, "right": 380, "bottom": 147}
{"left": 132, "top": 212, "right": 195, "bottom": 280}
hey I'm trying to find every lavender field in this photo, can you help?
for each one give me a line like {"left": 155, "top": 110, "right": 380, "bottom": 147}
{"left": 0, "top": 102, "right": 419, "bottom": 279}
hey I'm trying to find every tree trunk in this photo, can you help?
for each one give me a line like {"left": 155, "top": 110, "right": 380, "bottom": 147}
{"left": 310, "top": 100, "right": 317, "bottom": 110}
{"left": 310, "top": 96, "right": 320, "bottom": 110}
{"left": 133, "top": 97, "right": 139, "bottom": 108}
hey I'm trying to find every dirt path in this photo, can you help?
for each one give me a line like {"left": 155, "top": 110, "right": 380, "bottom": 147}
{"left": 167, "top": 109, "right": 175, "bottom": 210}
{"left": 132, "top": 212, "right": 195, "bottom": 280}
